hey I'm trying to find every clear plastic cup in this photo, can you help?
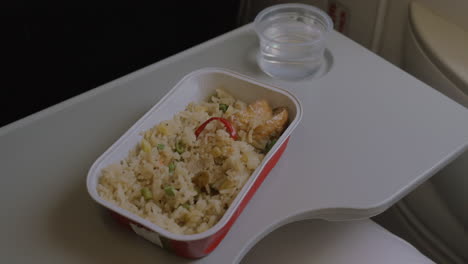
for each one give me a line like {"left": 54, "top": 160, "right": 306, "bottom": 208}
{"left": 254, "top": 4, "right": 333, "bottom": 80}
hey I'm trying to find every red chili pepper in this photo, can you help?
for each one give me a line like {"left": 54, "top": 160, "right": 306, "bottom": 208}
{"left": 195, "top": 117, "right": 238, "bottom": 140}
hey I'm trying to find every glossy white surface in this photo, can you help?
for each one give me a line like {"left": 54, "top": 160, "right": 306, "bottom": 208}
{"left": 242, "top": 219, "right": 434, "bottom": 264}
{"left": 0, "top": 24, "right": 467, "bottom": 263}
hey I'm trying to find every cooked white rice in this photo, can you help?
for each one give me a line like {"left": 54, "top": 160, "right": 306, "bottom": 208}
{"left": 98, "top": 89, "right": 266, "bottom": 235}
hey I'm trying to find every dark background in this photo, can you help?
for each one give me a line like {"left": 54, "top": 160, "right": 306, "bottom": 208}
{"left": 2, "top": 1, "right": 240, "bottom": 127}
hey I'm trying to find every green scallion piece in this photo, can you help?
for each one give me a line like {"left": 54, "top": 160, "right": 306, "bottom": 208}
{"left": 141, "top": 187, "right": 152, "bottom": 200}
{"left": 168, "top": 162, "right": 175, "bottom": 173}
{"left": 265, "top": 139, "right": 278, "bottom": 153}
{"left": 164, "top": 186, "right": 175, "bottom": 197}
{"left": 157, "top": 144, "right": 165, "bottom": 150}
{"left": 175, "top": 141, "right": 185, "bottom": 154}
{"left": 219, "top": 104, "right": 228, "bottom": 113}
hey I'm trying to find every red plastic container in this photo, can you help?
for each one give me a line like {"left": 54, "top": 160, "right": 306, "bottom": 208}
{"left": 87, "top": 68, "right": 303, "bottom": 258}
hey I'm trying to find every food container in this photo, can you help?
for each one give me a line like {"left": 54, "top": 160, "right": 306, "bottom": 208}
{"left": 86, "top": 68, "right": 303, "bottom": 258}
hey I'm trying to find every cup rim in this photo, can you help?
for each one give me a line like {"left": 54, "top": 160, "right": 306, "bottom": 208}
{"left": 253, "top": 3, "right": 334, "bottom": 46}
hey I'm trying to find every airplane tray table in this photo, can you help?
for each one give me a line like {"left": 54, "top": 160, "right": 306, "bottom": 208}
{"left": 1, "top": 24, "right": 467, "bottom": 263}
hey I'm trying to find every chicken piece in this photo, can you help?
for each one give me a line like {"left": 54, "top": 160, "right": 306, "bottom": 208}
{"left": 228, "top": 99, "right": 273, "bottom": 132}
{"left": 229, "top": 100, "right": 289, "bottom": 148}
{"left": 253, "top": 107, "right": 289, "bottom": 147}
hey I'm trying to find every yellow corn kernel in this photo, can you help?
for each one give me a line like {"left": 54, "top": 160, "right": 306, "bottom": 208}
{"left": 157, "top": 125, "right": 168, "bottom": 135}
{"left": 212, "top": 146, "right": 222, "bottom": 157}
{"left": 219, "top": 179, "right": 234, "bottom": 190}
{"left": 241, "top": 153, "right": 248, "bottom": 163}
{"left": 183, "top": 213, "right": 191, "bottom": 223}
{"left": 141, "top": 139, "right": 151, "bottom": 153}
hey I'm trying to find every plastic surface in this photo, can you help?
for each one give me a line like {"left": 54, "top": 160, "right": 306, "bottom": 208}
{"left": 242, "top": 219, "right": 434, "bottom": 264}
{"left": 0, "top": 25, "right": 467, "bottom": 264}
{"left": 86, "top": 68, "right": 302, "bottom": 258}
{"left": 254, "top": 4, "right": 333, "bottom": 80}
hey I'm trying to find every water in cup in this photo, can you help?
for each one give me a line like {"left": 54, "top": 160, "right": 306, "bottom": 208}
{"left": 254, "top": 4, "right": 333, "bottom": 80}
